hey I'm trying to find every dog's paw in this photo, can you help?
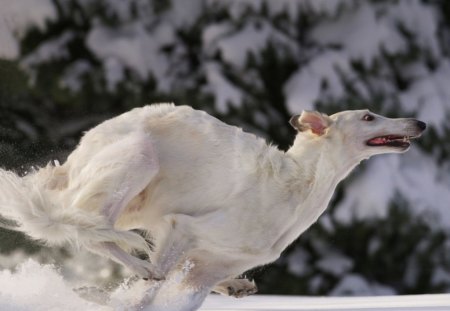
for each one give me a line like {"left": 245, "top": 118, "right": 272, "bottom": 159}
{"left": 213, "top": 278, "right": 257, "bottom": 298}
{"left": 73, "top": 286, "right": 110, "bottom": 305}
{"left": 130, "top": 259, "right": 165, "bottom": 281}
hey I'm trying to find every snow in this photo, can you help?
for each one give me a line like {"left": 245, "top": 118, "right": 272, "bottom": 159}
{"left": 334, "top": 148, "right": 450, "bottom": 229}
{"left": 22, "top": 31, "right": 75, "bottom": 66}
{"left": 207, "top": 0, "right": 344, "bottom": 20}
{"left": 207, "top": 0, "right": 261, "bottom": 20}
{"left": 0, "top": 260, "right": 103, "bottom": 311}
{"left": 1, "top": 0, "right": 448, "bottom": 121}
{"left": 386, "top": 1, "right": 440, "bottom": 58}
{"left": 304, "top": 0, "right": 345, "bottom": 15}
{"left": 311, "top": 3, "right": 400, "bottom": 65}
{"left": 334, "top": 155, "right": 399, "bottom": 224}
{"left": 286, "top": 246, "right": 310, "bottom": 277}
{"left": 0, "top": 21, "right": 19, "bottom": 59}
{"left": 1, "top": 260, "right": 450, "bottom": 311}
{"left": 266, "top": 0, "right": 300, "bottom": 20}
{"left": 432, "top": 266, "right": 450, "bottom": 288}
{"left": 61, "top": 60, "right": 93, "bottom": 92}
{"left": 169, "top": 0, "right": 204, "bottom": 27}
{"left": 316, "top": 252, "right": 353, "bottom": 277}
{"left": 310, "top": 1, "right": 438, "bottom": 65}
{"left": 329, "top": 274, "right": 396, "bottom": 297}
{"left": 284, "top": 51, "right": 350, "bottom": 113}
{"left": 202, "top": 23, "right": 233, "bottom": 49}
{"left": 399, "top": 60, "right": 450, "bottom": 133}
{"left": 81, "top": 0, "right": 211, "bottom": 93}
{"left": 86, "top": 23, "right": 169, "bottom": 81}
{"left": 0, "top": 0, "right": 55, "bottom": 59}
{"left": 204, "top": 294, "right": 450, "bottom": 311}
{"left": 205, "top": 63, "right": 243, "bottom": 113}
{"left": 214, "top": 21, "right": 296, "bottom": 68}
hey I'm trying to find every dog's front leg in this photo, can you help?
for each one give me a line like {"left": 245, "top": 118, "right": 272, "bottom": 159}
{"left": 137, "top": 250, "right": 232, "bottom": 311}
{"left": 213, "top": 278, "right": 257, "bottom": 298}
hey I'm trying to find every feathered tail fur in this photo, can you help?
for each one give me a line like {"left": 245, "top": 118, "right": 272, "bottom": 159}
{"left": 0, "top": 166, "right": 150, "bottom": 254}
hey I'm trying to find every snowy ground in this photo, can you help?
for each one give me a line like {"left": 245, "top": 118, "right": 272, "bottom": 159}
{"left": 1, "top": 260, "right": 449, "bottom": 311}
{"left": 202, "top": 294, "right": 450, "bottom": 311}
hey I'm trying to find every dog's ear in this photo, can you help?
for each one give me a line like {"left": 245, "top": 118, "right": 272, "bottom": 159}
{"left": 290, "top": 111, "right": 332, "bottom": 136}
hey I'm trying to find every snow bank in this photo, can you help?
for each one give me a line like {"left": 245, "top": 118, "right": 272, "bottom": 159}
{"left": 2, "top": 260, "right": 450, "bottom": 311}
{"left": 0, "top": 260, "right": 105, "bottom": 311}
{"left": 203, "top": 294, "right": 450, "bottom": 310}
{"left": 0, "top": 259, "right": 164, "bottom": 310}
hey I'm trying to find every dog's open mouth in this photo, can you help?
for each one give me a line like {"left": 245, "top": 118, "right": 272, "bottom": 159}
{"left": 366, "top": 135, "right": 413, "bottom": 148}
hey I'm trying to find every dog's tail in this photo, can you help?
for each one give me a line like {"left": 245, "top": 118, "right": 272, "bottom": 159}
{"left": 0, "top": 167, "right": 151, "bottom": 254}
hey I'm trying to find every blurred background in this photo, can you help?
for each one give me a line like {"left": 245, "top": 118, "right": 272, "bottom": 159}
{"left": 0, "top": 0, "right": 450, "bottom": 297}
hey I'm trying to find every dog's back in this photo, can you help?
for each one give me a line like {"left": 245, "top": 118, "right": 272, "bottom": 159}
{"left": 63, "top": 104, "right": 285, "bottom": 226}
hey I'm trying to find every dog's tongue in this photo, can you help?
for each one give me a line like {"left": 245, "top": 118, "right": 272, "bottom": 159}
{"left": 369, "top": 137, "right": 386, "bottom": 145}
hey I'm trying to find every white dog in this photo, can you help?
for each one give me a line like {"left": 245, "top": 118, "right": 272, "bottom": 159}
{"left": 0, "top": 104, "right": 426, "bottom": 310}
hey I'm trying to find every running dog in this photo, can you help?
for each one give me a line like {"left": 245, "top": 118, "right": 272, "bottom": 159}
{"left": 0, "top": 104, "right": 426, "bottom": 310}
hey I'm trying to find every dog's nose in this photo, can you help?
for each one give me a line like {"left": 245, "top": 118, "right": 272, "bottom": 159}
{"left": 416, "top": 120, "right": 427, "bottom": 131}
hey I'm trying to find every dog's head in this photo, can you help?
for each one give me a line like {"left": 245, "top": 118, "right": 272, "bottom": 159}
{"left": 290, "top": 109, "right": 426, "bottom": 158}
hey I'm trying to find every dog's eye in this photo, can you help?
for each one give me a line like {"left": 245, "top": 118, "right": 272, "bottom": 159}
{"left": 363, "top": 114, "right": 375, "bottom": 121}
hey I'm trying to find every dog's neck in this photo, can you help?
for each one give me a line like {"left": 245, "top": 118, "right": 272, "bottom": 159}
{"left": 287, "top": 133, "right": 362, "bottom": 181}
{"left": 271, "top": 133, "right": 362, "bottom": 253}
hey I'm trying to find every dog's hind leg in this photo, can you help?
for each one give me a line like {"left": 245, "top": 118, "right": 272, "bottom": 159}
{"left": 71, "top": 131, "right": 162, "bottom": 279}
{"left": 99, "top": 132, "right": 159, "bottom": 224}
{"left": 87, "top": 242, "right": 164, "bottom": 280}
{"left": 213, "top": 278, "right": 257, "bottom": 298}
{"left": 70, "top": 131, "right": 159, "bottom": 223}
